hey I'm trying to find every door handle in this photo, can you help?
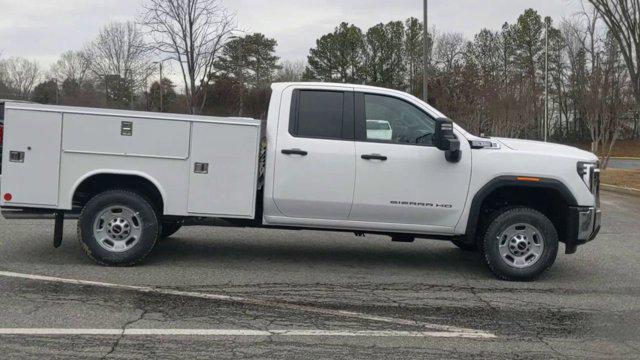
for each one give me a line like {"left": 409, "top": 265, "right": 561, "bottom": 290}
{"left": 361, "top": 154, "right": 388, "bottom": 161}
{"left": 281, "top": 149, "right": 308, "bottom": 156}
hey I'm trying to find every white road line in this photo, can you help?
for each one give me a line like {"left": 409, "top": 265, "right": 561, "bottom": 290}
{"left": 0, "top": 328, "right": 493, "bottom": 339}
{"left": 0, "top": 270, "right": 496, "bottom": 339}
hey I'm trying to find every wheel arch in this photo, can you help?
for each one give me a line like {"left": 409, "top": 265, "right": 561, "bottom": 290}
{"left": 69, "top": 170, "right": 167, "bottom": 214}
{"left": 464, "top": 176, "right": 577, "bottom": 246}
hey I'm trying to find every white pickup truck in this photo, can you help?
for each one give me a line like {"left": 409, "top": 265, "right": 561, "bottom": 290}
{"left": 0, "top": 83, "right": 601, "bottom": 281}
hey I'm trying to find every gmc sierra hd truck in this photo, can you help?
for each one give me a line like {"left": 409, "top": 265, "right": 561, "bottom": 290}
{"left": 0, "top": 83, "right": 601, "bottom": 281}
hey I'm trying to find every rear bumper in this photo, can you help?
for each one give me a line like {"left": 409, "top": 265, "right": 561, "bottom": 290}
{"left": 565, "top": 206, "right": 601, "bottom": 254}
{"left": 1, "top": 208, "right": 78, "bottom": 220}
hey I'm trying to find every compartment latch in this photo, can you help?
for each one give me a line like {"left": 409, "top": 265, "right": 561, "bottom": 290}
{"left": 194, "top": 162, "right": 209, "bottom": 174}
{"left": 121, "top": 121, "right": 133, "bottom": 136}
{"left": 9, "top": 151, "right": 25, "bottom": 163}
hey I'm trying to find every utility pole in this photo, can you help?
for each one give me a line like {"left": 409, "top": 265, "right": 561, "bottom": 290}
{"left": 423, "top": 0, "right": 429, "bottom": 103}
{"left": 130, "top": 77, "right": 135, "bottom": 110}
{"left": 104, "top": 75, "right": 109, "bottom": 107}
{"left": 159, "top": 62, "right": 164, "bottom": 113}
{"left": 544, "top": 19, "right": 549, "bottom": 142}
{"left": 153, "top": 59, "right": 172, "bottom": 112}
{"left": 54, "top": 78, "right": 59, "bottom": 105}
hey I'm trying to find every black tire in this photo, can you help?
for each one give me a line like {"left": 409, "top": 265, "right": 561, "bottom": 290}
{"left": 77, "top": 189, "right": 160, "bottom": 266}
{"left": 482, "top": 207, "right": 558, "bottom": 281}
{"left": 161, "top": 220, "right": 184, "bottom": 239}
{"left": 451, "top": 239, "right": 478, "bottom": 252}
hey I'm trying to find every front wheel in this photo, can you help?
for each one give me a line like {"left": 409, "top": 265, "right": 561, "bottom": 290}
{"left": 77, "top": 190, "right": 160, "bottom": 266}
{"left": 482, "top": 207, "right": 558, "bottom": 281}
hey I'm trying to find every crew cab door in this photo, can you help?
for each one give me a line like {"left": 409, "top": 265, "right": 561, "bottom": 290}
{"left": 349, "top": 92, "right": 472, "bottom": 230}
{"left": 272, "top": 88, "right": 356, "bottom": 220}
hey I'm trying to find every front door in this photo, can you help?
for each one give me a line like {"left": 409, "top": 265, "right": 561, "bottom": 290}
{"left": 349, "top": 93, "right": 472, "bottom": 230}
{"left": 272, "top": 89, "right": 356, "bottom": 220}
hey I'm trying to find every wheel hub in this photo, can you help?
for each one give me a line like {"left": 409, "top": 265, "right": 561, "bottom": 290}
{"left": 93, "top": 206, "right": 143, "bottom": 253}
{"left": 508, "top": 234, "right": 531, "bottom": 257}
{"left": 106, "top": 218, "right": 131, "bottom": 240}
{"left": 498, "top": 223, "right": 544, "bottom": 269}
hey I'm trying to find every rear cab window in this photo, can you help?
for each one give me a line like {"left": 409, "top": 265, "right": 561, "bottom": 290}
{"left": 289, "top": 90, "right": 354, "bottom": 140}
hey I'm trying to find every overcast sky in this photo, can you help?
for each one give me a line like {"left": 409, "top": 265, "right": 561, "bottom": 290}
{"left": 0, "top": 0, "right": 584, "bottom": 75}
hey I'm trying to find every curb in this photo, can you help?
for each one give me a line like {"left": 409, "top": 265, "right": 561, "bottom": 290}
{"left": 601, "top": 184, "right": 640, "bottom": 197}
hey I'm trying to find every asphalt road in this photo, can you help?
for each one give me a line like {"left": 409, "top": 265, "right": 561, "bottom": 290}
{"left": 608, "top": 159, "right": 640, "bottom": 170}
{"left": 0, "top": 191, "right": 639, "bottom": 359}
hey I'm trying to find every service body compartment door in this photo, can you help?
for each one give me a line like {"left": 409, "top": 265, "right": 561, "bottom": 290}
{"left": 187, "top": 121, "right": 261, "bottom": 218}
{"left": 1, "top": 109, "right": 62, "bottom": 207}
{"left": 62, "top": 113, "right": 191, "bottom": 159}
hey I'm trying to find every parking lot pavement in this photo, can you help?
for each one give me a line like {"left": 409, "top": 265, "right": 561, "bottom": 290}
{"left": 608, "top": 159, "right": 640, "bottom": 170}
{"left": 0, "top": 192, "right": 639, "bottom": 359}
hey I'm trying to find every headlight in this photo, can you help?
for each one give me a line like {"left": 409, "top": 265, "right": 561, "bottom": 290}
{"left": 469, "top": 140, "right": 500, "bottom": 149}
{"left": 577, "top": 161, "right": 599, "bottom": 192}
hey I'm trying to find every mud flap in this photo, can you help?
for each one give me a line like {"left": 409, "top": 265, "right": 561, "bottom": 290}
{"left": 53, "top": 211, "right": 64, "bottom": 248}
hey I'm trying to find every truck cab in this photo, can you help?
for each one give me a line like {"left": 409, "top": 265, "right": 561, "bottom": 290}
{"left": 0, "top": 83, "right": 601, "bottom": 281}
{"left": 262, "top": 83, "right": 473, "bottom": 235}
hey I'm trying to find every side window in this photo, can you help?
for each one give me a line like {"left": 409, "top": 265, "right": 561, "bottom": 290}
{"left": 363, "top": 94, "right": 436, "bottom": 146}
{"left": 289, "top": 90, "right": 353, "bottom": 140}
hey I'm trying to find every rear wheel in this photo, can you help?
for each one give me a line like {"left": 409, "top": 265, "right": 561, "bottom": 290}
{"left": 77, "top": 190, "right": 160, "bottom": 266}
{"left": 482, "top": 207, "right": 558, "bottom": 281}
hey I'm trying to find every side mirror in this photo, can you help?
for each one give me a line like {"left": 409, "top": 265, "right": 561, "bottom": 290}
{"left": 434, "top": 118, "right": 462, "bottom": 163}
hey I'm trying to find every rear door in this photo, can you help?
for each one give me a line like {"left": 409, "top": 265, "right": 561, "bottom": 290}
{"left": 1, "top": 108, "right": 62, "bottom": 207}
{"left": 272, "top": 88, "right": 356, "bottom": 220}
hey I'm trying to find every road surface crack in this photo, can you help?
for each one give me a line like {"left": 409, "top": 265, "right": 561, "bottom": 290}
{"left": 465, "top": 280, "right": 566, "bottom": 358}
{"left": 102, "top": 306, "right": 148, "bottom": 359}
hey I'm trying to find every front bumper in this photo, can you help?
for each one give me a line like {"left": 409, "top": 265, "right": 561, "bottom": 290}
{"left": 565, "top": 206, "right": 601, "bottom": 254}
{"left": 577, "top": 207, "right": 601, "bottom": 242}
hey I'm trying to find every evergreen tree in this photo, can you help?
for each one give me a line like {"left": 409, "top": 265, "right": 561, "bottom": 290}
{"left": 305, "top": 22, "right": 365, "bottom": 83}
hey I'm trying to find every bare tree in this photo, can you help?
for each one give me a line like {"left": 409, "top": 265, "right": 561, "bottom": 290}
{"left": 433, "top": 32, "right": 467, "bottom": 72}
{"left": 0, "top": 57, "right": 40, "bottom": 100}
{"left": 587, "top": 0, "right": 640, "bottom": 105}
{"left": 143, "top": 0, "right": 235, "bottom": 114}
{"left": 0, "top": 54, "right": 11, "bottom": 98}
{"left": 563, "top": 9, "right": 631, "bottom": 167}
{"left": 0, "top": 52, "right": 7, "bottom": 90}
{"left": 84, "top": 22, "right": 154, "bottom": 92}
{"left": 275, "top": 60, "right": 305, "bottom": 82}
{"left": 50, "top": 50, "right": 91, "bottom": 84}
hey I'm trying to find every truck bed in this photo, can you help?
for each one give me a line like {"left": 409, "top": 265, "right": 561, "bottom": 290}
{"left": 0, "top": 103, "right": 263, "bottom": 219}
